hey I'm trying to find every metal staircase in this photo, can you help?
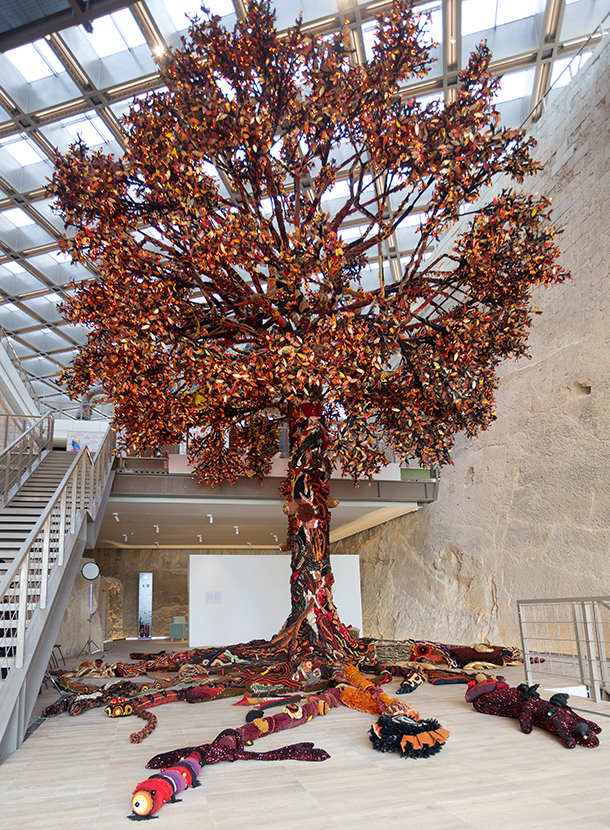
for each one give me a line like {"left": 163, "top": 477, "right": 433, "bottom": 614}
{"left": 0, "top": 425, "right": 115, "bottom": 762}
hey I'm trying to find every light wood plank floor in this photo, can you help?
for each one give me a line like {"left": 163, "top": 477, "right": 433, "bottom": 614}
{"left": 2, "top": 639, "right": 609, "bottom": 829}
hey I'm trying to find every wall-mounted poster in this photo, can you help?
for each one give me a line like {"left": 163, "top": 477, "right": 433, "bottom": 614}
{"left": 66, "top": 430, "right": 106, "bottom": 453}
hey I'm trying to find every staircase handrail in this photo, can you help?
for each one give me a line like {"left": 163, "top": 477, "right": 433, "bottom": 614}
{"left": 0, "top": 427, "right": 115, "bottom": 675}
{"left": 0, "top": 413, "right": 54, "bottom": 509}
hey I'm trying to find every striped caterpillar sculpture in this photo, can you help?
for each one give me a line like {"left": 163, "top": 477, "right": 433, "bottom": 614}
{"left": 129, "top": 688, "right": 341, "bottom": 819}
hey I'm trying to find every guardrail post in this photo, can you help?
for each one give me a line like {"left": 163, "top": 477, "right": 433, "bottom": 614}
{"left": 58, "top": 488, "right": 67, "bottom": 567}
{"left": 15, "top": 556, "right": 29, "bottom": 670}
{"left": 80, "top": 453, "right": 86, "bottom": 507}
{"left": 70, "top": 465, "right": 78, "bottom": 534}
{"left": 40, "top": 518, "right": 51, "bottom": 610}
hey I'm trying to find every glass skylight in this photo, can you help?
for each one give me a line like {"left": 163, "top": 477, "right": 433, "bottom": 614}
{"left": 5, "top": 39, "right": 65, "bottom": 82}
{"left": 551, "top": 52, "right": 592, "bottom": 88}
{"left": 61, "top": 114, "right": 114, "bottom": 147}
{"left": 494, "top": 68, "right": 534, "bottom": 104}
{"left": 2, "top": 261, "right": 26, "bottom": 274}
{"left": 44, "top": 293, "right": 62, "bottom": 302}
{"left": 3, "top": 302, "right": 19, "bottom": 312}
{"left": 462, "top": 0, "right": 545, "bottom": 36}
{"left": 163, "top": 0, "right": 235, "bottom": 31}
{"left": 86, "top": 10, "right": 147, "bottom": 58}
{"left": 49, "top": 250, "right": 72, "bottom": 264}
{"left": 2, "top": 207, "right": 35, "bottom": 228}
{"left": 1, "top": 136, "right": 46, "bottom": 167}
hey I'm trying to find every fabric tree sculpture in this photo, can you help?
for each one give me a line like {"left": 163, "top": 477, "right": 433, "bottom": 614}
{"left": 51, "top": 0, "right": 568, "bottom": 661}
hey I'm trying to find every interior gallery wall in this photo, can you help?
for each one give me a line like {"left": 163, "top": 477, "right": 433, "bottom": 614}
{"left": 188, "top": 554, "right": 362, "bottom": 647}
{"left": 92, "top": 547, "right": 361, "bottom": 641}
{"left": 331, "top": 35, "right": 610, "bottom": 647}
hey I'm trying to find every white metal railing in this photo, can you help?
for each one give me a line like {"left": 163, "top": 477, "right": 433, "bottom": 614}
{"left": 0, "top": 428, "right": 115, "bottom": 681}
{"left": 0, "top": 414, "right": 54, "bottom": 508}
{"left": 518, "top": 596, "right": 610, "bottom": 702}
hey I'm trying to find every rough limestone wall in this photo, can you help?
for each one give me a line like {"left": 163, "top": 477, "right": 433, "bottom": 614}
{"left": 332, "top": 36, "right": 610, "bottom": 646}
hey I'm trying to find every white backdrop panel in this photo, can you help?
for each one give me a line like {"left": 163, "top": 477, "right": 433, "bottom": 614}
{"left": 189, "top": 554, "right": 362, "bottom": 647}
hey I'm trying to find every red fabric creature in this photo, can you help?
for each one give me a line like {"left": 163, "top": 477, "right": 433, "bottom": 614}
{"left": 466, "top": 681, "right": 601, "bottom": 748}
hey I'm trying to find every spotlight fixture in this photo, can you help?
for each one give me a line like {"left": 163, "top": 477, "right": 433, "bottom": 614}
{"left": 234, "top": 526, "right": 239, "bottom": 535}
{"left": 123, "top": 534, "right": 128, "bottom": 541}
{"left": 113, "top": 513, "right": 120, "bottom": 522}
{"left": 271, "top": 534, "right": 278, "bottom": 542}
{"left": 207, "top": 514, "right": 214, "bottom": 523}
{"left": 197, "top": 535, "right": 202, "bottom": 543}
{"left": 155, "top": 541, "right": 159, "bottom": 548}
{"left": 248, "top": 542, "right": 252, "bottom": 549}
{"left": 153, "top": 524, "right": 159, "bottom": 533}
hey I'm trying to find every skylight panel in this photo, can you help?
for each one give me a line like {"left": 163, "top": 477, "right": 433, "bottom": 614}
{"left": 1, "top": 136, "right": 46, "bottom": 166}
{"left": 493, "top": 68, "right": 534, "bottom": 104}
{"left": 462, "top": 0, "right": 496, "bottom": 36}
{"left": 44, "top": 292, "right": 62, "bottom": 302}
{"left": 3, "top": 302, "right": 19, "bottom": 312}
{"left": 50, "top": 250, "right": 72, "bottom": 263}
{"left": 551, "top": 52, "right": 592, "bottom": 88}
{"left": 163, "top": 0, "right": 234, "bottom": 31}
{"left": 112, "top": 9, "right": 147, "bottom": 49}
{"left": 324, "top": 180, "right": 351, "bottom": 201}
{"left": 61, "top": 114, "right": 114, "bottom": 147}
{"left": 5, "top": 40, "right": 65, "bottom": 82}
{"left": 86, "top": 10, "right": 146, "bottom": 58}
{"left": 496, "top": 0, "right": 546, "bottom": 27}
{"left": 2, "top": 207, "right": 35, "bottom": 228}
{"left": 3, "top": 261, "right": 26, "bottom": 274}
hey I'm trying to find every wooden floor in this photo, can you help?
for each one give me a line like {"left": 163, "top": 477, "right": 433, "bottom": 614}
{"left": 1, "top": 639, "right": 610, "bottom": 829}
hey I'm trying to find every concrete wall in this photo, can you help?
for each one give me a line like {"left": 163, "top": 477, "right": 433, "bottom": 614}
{"left": 331, "top": 37, "right": 610, "bottom": 646}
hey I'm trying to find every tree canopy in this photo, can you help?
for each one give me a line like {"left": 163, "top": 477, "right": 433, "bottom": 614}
{"left": 52, "top": 0, "right": 568, "bottom": 485}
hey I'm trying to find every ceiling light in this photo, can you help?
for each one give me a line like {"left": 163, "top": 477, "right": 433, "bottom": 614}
{"left": 234, "top": 525, "right": 239, "bottom": 534}
{"left": 197, "top": 534, "right": 202, "bottom": 542}
{"left": 207, "top": 514, "right": 213, "bottom": 523}
{"left": 154, "top": 524, "right": 159, "bottom": 532}
{"left": 113, "top": 512, "right": 120, "bottom": 522}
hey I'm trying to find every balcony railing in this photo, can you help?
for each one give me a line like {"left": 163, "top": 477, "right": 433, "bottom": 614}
{"left": 0, "top": 414, "right": 53, "bottom": 509}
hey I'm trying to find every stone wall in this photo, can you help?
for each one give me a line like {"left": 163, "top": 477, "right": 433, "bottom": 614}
{"left": 332, "top": 37, "right": 610, "bottom": 646}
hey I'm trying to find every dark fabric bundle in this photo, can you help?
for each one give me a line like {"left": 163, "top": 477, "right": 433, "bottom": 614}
{"left": 369, "top": 714, "right": 450, "bottom": 758}
{"left": 467, "top": 680, "right": 602, "bottom": 748}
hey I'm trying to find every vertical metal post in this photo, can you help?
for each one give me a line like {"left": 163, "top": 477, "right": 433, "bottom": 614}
{"left": 80, "top": 453, "right": 86, "bottom": 507}
{"left": 572, "top": 602, "right": 589, "bottom": 690}
{"left": 583, "top": 601, "right": 603, "bottom": 702}
{"left": 70, "top": 466, "right": 77, "bottom": 533}
{"left": 517, "top": 601, "right": 534, "bottom": 686}
{"left": 40, "top": 518, "right": 51, "bottom": 610}
{"left": 15, "top": 556, "right": 29, "bottom": 669}
{"left": 58, "top": 488, "right": 67, "bottom": 567}
{"left": 592, "top": 601, "right": 610, "bottom": 699}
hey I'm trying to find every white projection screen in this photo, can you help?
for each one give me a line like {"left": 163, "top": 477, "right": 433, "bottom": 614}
{"left": 189, "top": 554, "right": 362, "bottom": 647}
